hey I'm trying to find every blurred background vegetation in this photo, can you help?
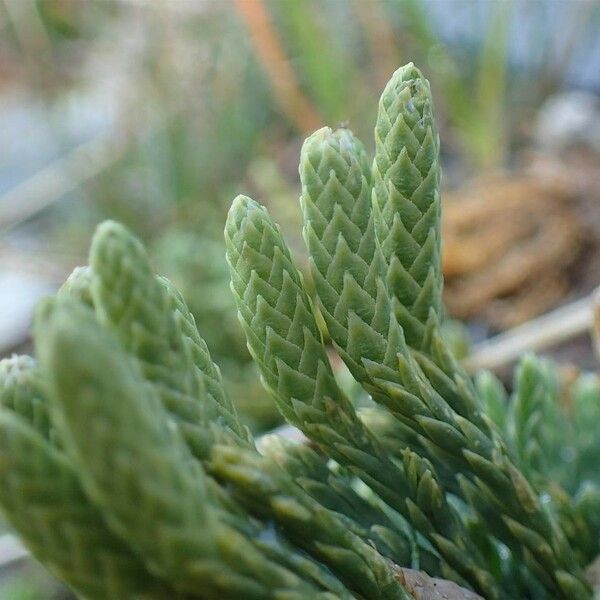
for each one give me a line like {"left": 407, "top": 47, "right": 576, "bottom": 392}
{"left": 1, "top": 0, "right": 600, "bottom": 596}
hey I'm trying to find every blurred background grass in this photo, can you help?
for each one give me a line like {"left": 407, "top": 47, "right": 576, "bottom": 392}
{"left": 0, "top": 0, "right": 600, "bottom": 596}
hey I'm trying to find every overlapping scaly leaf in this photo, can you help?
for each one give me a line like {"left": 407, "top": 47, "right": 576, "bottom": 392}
{"left": 0, "top": 355, "right": 53, "bottom": 441}
{"left": 372, "top": 63, "right": 442, "bottom": 348}
{"left": 89, "top": 221, "right": 250, "bottom": 455}
{"left": 36, "top": 300, "right": 337, "bottom": 599}
{"left": 510, "top": 355, "right": 556, "bottom": 480}
{"left": 227, "top": 194, "right": 500, "bottom": 598}
{"left": 260, "top": 434, "right": 422, "bottom": 571}
{"left": 224, "top": 195, "right": 393, "bottom": 475}
{"left": 300, "top": 127, "right": 409, "bottom": 399}
{"left": 0, "top": 368, "right": 182, "bottom": 600}
{"left": 299, "top": 72, "right": 591, "bottom": 600}
{"left": 210, "top": 443, "right": 412, "bottom": 600}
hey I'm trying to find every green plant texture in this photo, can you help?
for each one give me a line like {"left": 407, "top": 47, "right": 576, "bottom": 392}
{"left": 0, "top": 63, "right": 598, "bottom": 600}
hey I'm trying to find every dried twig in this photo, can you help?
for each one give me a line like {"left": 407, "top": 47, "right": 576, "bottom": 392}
{"left": 0, "top": 134, "right": 125, "bottom": 233}
{"left": 394, "top": 566, "right": 483, "bottom": 600}
{"left": 465, "top": 292, "right": 596, "bottom": 372}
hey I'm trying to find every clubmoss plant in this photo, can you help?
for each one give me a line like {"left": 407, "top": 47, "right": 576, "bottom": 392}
{"left": 0, "top": 63, "right": 598, "bottom": 600}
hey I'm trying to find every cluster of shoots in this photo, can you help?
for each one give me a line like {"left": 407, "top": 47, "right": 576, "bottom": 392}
{"left": 0, "top": 63, "right": 598, "bottom": 600}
